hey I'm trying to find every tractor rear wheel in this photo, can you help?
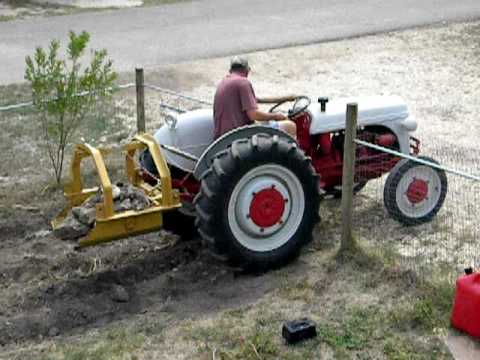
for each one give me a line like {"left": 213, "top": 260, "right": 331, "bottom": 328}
{"left": 194, "top": 134, "right": 321, "bottom": 270}
{"left": 384, "top": 156, "right": 447, "bottom": 225}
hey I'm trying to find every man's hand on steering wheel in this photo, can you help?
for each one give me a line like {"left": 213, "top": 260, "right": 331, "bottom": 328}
{"left": 271, "top": 113, "right": 287, "bottom": 121}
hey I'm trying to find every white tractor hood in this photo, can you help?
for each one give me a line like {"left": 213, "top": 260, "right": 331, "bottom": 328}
{"left": 153, "top": 109, "right": 214, "bottom": 172}
{"left": 309, "top": 95, "right": 410, "bottom": 134}
{"left": 153, "top": 95, "right": 417, "bottom": 172}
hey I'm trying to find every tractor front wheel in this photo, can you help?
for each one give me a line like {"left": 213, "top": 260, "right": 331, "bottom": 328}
{"left": 194, "top": 134, "right": 321, "bottom": 270}
{"left": 384, "top": 156, "right": 447, "bottom": 225}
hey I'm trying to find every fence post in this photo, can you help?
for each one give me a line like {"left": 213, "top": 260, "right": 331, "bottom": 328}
{"left": 136, "top": 68, "right": 145, "bottom": 133}
{"left": 340, "top": 103, "right": 358, "bottom": 252}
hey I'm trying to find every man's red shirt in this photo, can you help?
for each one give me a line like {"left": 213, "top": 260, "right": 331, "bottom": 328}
{"left": 213, "top": 73, "right": 257, "bottom": 139}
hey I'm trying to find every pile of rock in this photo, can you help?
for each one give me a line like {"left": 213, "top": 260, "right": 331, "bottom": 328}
{"left": 53, "top": 183, "right": 150, "bottom": 240}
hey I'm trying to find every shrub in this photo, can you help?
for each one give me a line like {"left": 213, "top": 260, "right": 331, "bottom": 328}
{"left": 25, "top": 30, "right": 117, "bottom": 184}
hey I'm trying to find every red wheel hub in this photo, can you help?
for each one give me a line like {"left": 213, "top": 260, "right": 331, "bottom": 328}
{"left": 249, "top": 187, "right": 286, "bottom": 228}
{"left": 406, "top": 178, "right": 429, "bottom": 204}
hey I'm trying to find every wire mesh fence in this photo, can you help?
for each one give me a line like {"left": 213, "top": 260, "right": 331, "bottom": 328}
{"left": 0, "top": 78, "right": 213, "bottom": 200}
{"left": 143, "top": 83, "right": 211, "bottom": 134}
{"left": 0, "top": 78, "right": 210, "bottom": 186}
{"left": 2, "top": 77, "right": 477, "bottom": 282}
{"left": 0, "top": 84, "right": 138, "bottom": 188}
{"left": 351, "top": 138, "right": 480, "bottom": 282}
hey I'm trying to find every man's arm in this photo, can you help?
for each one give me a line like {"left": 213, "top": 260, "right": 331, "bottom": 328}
{"left": 246, "top": 109, "right": 287, "bottom": 122}
{"left": 256, "top": 94, "right": 298, "bottom": 104}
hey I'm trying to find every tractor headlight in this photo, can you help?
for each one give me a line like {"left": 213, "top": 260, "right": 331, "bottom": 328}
{"left": 164, "top": 112, "right": 178, "bottom": 130}
{"left": 401, "top": 116, "right": 417, "bottom": 132}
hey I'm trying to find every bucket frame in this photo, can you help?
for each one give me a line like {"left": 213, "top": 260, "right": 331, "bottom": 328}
{"left": 52, "top": 133, "right": 181, "bottom": 247}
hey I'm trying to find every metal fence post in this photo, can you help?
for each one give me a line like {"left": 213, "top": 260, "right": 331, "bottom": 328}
{"left": 136, "top": 68, "right": 145, "bottom": 133}
{"left": 340, "top": 103, "right": 358, "bottom": 252}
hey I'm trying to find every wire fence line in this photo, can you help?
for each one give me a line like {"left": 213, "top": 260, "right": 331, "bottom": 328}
{"left": 144, "top": 83, "right": 212, "bottom": 106}
{"left": 355, "top": 139, "right": 480, "bottom": 181}
{"left": 0, "top": 83, "right": 139, "bottom": 190}
{"left": 0, "top": 83, "right": 136, "bottom": 113}
{"left": 351, "top": 139, "right": 479, "bottom": 281}
{"left": 0, "top": 78, "right": 211, "bottom": 193}
{"left": 1, "top": 78, "right": 478, "bottom": 282}
{"left": 0, "top": 81, "right": 210, "bottom": 130}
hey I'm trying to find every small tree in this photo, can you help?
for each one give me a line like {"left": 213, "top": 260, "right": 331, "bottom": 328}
{"left": 25, "top": 30, "right": 117, "bottom": 184}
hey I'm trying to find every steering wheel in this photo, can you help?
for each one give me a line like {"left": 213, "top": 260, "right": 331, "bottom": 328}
{"left": 268, "top": 96, "right": 311, "bottom": 118}
{"left": 288, "top": 96, "right": 311, "bottom": 118}
{"left": 269, "top": 99, "right": 292, "bottom": 113}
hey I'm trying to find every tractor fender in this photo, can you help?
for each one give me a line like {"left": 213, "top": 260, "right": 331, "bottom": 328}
{"left": 193, "top": 125, "right": 295, "bottom": 180}
{"left": 377, "top": 118, "right": 416, "bottom": 154}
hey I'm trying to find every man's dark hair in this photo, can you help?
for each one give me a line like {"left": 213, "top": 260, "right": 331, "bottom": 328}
{"left": 230, "top": 56, "right": 250, "bottom": 72}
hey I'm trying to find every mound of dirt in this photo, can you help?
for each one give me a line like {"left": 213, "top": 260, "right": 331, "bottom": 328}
{"left": 53, "top": 183, "right": 151, "bottom": 240}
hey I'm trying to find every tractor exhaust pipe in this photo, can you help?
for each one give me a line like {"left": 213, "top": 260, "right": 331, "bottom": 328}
{"left": 318, "top": 97, "right": 329, "bottom": 112}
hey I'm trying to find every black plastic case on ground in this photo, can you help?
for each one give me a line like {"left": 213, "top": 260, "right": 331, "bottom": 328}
{"left": 282, "top": 318, "right": 317, "bottom": 344}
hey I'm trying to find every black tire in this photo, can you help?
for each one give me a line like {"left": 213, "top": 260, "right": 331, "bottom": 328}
{"left": 325, "top": 181, "right": 368, "bottom": 199}
{"left": 194, "top": 134, "right": 321, "bottom": 270}
{"left": 384, "top": 156, "right": 447, "bottom": 225}
{"left": 140, "top": 152, "right": 198, "bottom": 240}
{"left": 162, "top": 209, "right": 197, "bottom": 241}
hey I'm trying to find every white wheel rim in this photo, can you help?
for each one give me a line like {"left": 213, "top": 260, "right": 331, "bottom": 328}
{"left": 395, "top": 165, "right": 442, "bottom": 218}
{"left": 227, "top": 164, "right": 305, "bottom": 252}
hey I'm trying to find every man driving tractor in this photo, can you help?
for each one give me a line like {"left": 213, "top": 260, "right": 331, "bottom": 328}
{"left": 213, "top": 56, "right": 297, "bottom": 139}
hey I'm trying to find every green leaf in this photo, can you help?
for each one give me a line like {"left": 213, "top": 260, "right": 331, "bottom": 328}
{"left": 24, "top": 30, "right": 116, "bottom": 184}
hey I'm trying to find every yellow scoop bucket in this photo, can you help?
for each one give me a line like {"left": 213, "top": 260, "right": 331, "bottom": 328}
{"left": 52, "top": 133, "right": 181, "bottom": 247}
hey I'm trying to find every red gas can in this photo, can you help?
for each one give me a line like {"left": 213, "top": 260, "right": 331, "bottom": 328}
{"left": 451, "top": 272, "right": 480, "bottom": 338}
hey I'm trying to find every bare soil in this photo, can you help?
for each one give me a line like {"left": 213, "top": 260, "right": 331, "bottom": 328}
{"left": 2, "top": 20, "right": 480, "bottom": 359}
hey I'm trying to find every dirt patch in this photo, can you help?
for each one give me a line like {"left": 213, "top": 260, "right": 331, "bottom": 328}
{"left": 0, "top": 235, "right": 201, "bottom": 345}
{"left": 0, "top": 216, "right": 283, "bottom": 351}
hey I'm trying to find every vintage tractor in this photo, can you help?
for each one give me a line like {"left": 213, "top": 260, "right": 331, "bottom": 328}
{"left": 54, "top": 95, "right": 448, "bottom": 270}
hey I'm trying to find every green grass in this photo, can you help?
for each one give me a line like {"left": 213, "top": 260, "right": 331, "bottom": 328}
{"left": 187, "top": 295, "right": 453, "bottom": 359}
{"left": 224, "top": 305, "right": 252, "bottom": 319}
{"left": 316, "top": 300, "right": 453, "bottom": 359}
{"left": 4, "top": 0, "right": 85, "bottom": 11}
{"left": 318, "top": 307, "right": 381, "bottom": 351}
{"left": 0, "top": 15, "right": 16, "bottom": 22}
{"left": 41, "top": 327, "right": 145, "bottom": 360}
{"left": 183, "top": 243, "right": 455, "bottom": 360}
{"left": 4, "top": 0, "right": 35, "bottom": 5}
{"left": 189, "top": 300, "right": 453, "bottom": 360}
{"left": 0, "top": 0, "right": 192, "bottom": 22}
{"left": 388, "top": 279, "right": 454, "bottom": 332}
{"left": 277, "top": 276, "right": 315, "bottom": 302}
{"left": 383, "top": 335, "right": 451, "bottom": 360}
{"left": 194, "top": 322, "right": 280, "bottom": 360}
